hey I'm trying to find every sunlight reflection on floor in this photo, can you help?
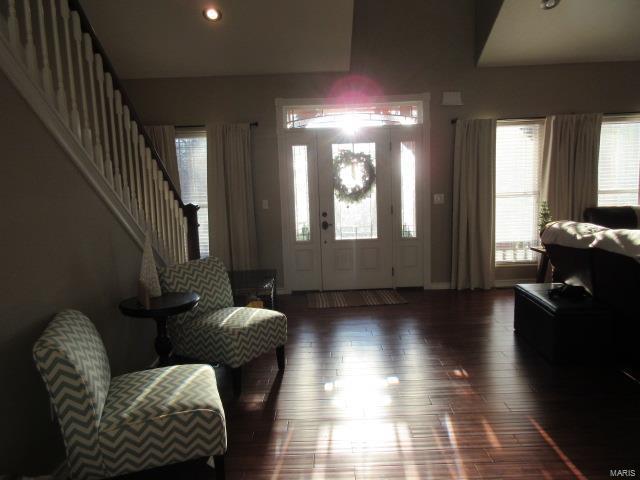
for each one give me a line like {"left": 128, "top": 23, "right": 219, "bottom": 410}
{"left": 323, "top": 375, "right": 399, "bottom": 417}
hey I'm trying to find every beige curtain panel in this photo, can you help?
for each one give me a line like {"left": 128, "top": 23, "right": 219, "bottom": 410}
{"left": 146, "top": 125, "right": 181, "bottom": 196}
{"left": 208, "top": 123, "right": 258, "bottom": 270}
{"left": 451, "top": 118, "right": 497, "bottom": 290}
{"left": 540, "top": 113, "right": 603, "bottom": 221}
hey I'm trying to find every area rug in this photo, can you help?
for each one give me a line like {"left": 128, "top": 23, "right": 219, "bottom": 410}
{"left": 307, "top": 289, "right": 407, "bottom": 308}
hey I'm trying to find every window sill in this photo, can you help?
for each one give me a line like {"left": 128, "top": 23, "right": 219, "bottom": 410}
{"left": 496, "top": 262, "right": 537, "bottom": 268}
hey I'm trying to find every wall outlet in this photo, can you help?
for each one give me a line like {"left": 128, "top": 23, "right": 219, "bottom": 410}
{"left": 433, "top": 193, "right": 445, "bottom": 205}
{"left": 262, "top": 199, "right": 269, "bottom": 210}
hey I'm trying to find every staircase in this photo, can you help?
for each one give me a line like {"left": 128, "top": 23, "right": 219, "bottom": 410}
{"left": 0, "top": 0, "right": 199, "bottom": 265}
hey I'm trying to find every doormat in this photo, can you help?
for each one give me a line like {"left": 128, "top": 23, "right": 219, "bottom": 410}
{"left": 307, "top": 290, "right": 407, "bottom": 308}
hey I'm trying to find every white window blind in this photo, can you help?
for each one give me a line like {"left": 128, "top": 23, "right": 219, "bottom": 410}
{"left": 175, "top": 130, "right": 209, "bottom": 257}
{"left": 597, "top": 117, "right": 640, "bottom": 207}
{"left": 495, "top": 120, "right": 544, "bottom": 264}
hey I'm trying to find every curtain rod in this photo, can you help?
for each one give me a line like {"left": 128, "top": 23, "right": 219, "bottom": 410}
{"left": 450, "top": 111, "right": 640, "bottom": 125}
{"left": 177, "top": 122, "right": 259, "bottom": 128}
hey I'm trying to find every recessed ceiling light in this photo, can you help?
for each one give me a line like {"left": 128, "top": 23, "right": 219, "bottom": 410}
{"left": 203, "top": 7, "right": 221, "bottom": 21}
{"left": 541, "top": 0, "right": 561, "bottom": 9}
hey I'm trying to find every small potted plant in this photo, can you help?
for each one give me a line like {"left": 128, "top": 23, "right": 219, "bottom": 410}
{"left": 538, "top": 201, "right": 552, "bottom": 235}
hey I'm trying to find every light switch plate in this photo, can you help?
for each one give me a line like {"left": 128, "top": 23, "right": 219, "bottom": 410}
{"left": 433, "top": 193, "right": 445, "bottom": 205}
{"left": 262, "top": 199, "right": 269, "bottom": 210}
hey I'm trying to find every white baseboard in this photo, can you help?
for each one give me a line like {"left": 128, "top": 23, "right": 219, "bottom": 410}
{"left": 426, "top": 282, "right": 452, "bottom": 290}
{"left": 494, "top": 278, "right": 535, "bottom": 288}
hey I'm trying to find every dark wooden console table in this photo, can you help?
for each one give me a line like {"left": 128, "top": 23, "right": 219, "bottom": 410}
{"left": 228, "top": 269, "right": 277, "bottom": 309}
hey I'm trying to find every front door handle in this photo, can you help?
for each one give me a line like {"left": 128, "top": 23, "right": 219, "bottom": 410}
{"left": 321, "top": 220, "right": 333, "bottom": 230}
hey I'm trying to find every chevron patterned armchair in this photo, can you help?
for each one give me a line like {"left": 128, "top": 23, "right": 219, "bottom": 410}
{"left": 158, "top": 256, "right": 287, "bottom": 396}
{"left": 33, "top": 310, "right": 227, "bottom": 480}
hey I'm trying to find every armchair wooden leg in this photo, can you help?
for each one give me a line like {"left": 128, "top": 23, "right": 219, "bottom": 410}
{"left": 213, "top": 455, "right": 225, "bottom": 480}
{"left": 231, "top": 367, "right": 242, "bottom": 397}
{"left": 276, "top": 345, "right": 285, "bottom": 371}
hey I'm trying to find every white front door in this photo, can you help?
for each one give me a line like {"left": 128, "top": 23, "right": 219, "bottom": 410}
{"left": 317, "top": 129, "right": 393, "bottom": 290}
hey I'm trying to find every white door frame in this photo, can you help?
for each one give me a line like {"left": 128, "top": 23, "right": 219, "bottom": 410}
{"left": 275, "top": 93, "right": 431, "bottom": 293}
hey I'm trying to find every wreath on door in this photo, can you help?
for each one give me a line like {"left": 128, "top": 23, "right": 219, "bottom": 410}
{"left": 332, "top": 150, "right": 376, "bottom": 204}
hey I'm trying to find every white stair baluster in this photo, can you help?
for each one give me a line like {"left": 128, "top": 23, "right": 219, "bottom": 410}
{"left": 159, "top": 171, "right": 168, "bottom": 249}
{"left": 131, "top": 122, "right": 144, "bottom": 217}
{"left": 48, "top": 0, "right": 68, "bottom": 124}
{"left": 130, "top": 122, "right": 142, "bottom": 221}
{"left": 140, "top": 140, "right": 150, "bottom": 223}
{"left": 167, "top": 196, "right": 175, "bottom": 263}
{"left": 71, "top": 12, "right": 92, "bottom": 156}
{"left": 105, "top": 73, "right": 122, "bottom": 197}
{"left": 22, "top": 0, "right": 38, "bottom": 78}
{"left": 153, "top": 161, "right": 162, "bottom": 245}
{"left": 172, "top": 198, "right": 179, "bottom": 262}
{"left": 123, "top": 106, "right": 137, "bottom": 219}
{"left": 155, "top": 169, "right": 166, "bottom": 247}
{"left": 174, "top": 201, "right": 183, "bottom": 262}
{"left": 182, "top": 216, "right": 189, "bottom": 262}
{"left": 35, "top": 0, "right": 53, "bottom": 98}
{"left": 163, "top": 182, "right": 173, "bottom": 261}
{"left": 114, "top": 90, "right": 131, "bottom": 210}
{"left": 94, "top": 55, "right": 112, "bottom": 185}
{"left": 161, "top": 180, "right": 168, "bottom": 253}
{"left": 83, "top": 34, "right": 103, "bottom": 174}
{"left": 142, "top": 145, "right": 151, "bottom": 226}
{"left": 59, "top": 0, "right": 80, "bottom": 138}
{"left": 145, "top": 149, "right": 157, "bottom": 235}
{"left": 169, "top": 192, "right": 178, "bottom": 264}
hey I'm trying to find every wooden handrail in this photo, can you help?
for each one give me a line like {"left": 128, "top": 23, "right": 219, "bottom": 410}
{"left": 67, "top": 0, "right": 185, "bottom": 209}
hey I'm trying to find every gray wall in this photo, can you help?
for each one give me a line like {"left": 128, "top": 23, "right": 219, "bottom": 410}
{"left": 0, "top": 71, "right": 156, "bottom": 475}
{"left": 124, "top": 0, "right": 640, "bottom": 286}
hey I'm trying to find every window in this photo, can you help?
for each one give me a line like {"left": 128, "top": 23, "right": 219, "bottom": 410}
{"left": 292, "top": 145, "right": 311, "bottom": 241}
{"left": 495, "top": 120, "right": 544, "bottom": 264}
{"left": 332, "top": 142, "right": 377, "bottom": 240}
{"left": 400, "top": 141, "right": 417, "bottom": 238}
{"left": 284, "top": 101, "right": 421, "bottom": 130}
{"left": 175, "top": 130, "right": 209, "bottom": 257}
{"left": 597, "top": 117, "right": 640, "bottom": 206}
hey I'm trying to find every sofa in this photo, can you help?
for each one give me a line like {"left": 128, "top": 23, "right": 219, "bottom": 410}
{"left": 541, "top": 211, "right": 640, "bottom": 365}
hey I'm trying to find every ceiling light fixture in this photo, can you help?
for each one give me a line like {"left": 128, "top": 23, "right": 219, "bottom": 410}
{"left": 540, "top": 0, "right": 561, "bottom": 10}
{"left": 203, "top": 7, "right": 221, "bottom": 21}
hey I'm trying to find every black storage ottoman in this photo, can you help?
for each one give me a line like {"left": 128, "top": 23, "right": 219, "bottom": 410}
{"left": 514, "top": 283, "right": 612, "bottom": 364}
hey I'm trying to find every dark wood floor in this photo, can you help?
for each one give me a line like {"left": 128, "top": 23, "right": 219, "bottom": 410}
{"left": 125, "top": 289, "right": 640, "bottom": 479}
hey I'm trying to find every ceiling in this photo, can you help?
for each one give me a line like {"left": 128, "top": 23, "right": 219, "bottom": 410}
{"left": 80, "top": 0, "right": 354, "bottom": 79}
{"left": 478, "top": 0, "right": 640, "bottom": 66}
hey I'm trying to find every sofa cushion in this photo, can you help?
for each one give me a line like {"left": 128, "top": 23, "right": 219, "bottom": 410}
{"left": 169, "top": 307, "right": 287, "bottom": 368}
{"left": 99, "top": 364, "right": 226, "bottom": 476}
{"left": 159, "top": 256, "right": 234, "bottom": 324}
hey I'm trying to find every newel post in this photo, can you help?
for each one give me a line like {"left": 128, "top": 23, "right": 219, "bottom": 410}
{"left": 183, "top": 203, "right": 201, "bottom": 260}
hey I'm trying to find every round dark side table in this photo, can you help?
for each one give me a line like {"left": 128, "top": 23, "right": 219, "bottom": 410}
{"left": 119, "top": 292, "right": 200, "bottom": 366}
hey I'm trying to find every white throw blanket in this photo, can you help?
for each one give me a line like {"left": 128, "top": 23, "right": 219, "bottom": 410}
{"left": 541, "top": 221, "right": 609, "bottom": 249}
{"left": 541, "top": 220, "right": 640, "bottom": 262}
{"left": 591, "top": 228, "right": 640, "bottom": 262}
